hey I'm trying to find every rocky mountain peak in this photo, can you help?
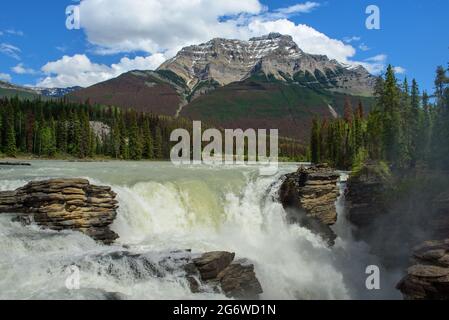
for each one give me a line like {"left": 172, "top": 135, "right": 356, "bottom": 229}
{"left": 249, "top": 32, "right": 289, "bottom": 41}
{"left": 157, "top": 33, "right": 376, "bottom": 96}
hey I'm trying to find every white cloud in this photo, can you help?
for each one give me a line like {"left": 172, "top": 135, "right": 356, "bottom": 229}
{"left": 0, "top": 73, "right": 12, "bottom": 82}
{"left": 355, "top": 54, "right": 388, "bottom": 75}
{"left": 358, "top": 43, "right": 370, "bottom": 51}
{"left": 12, "top": 63, "right": 37, "bottom": 75}
{"left": 343, "top": 36, "right": 361, "bottom": 44}
{"left": 394, "top": 66, "right": 406, "bottom": 74}
{"left": 269, "top": 2, "right": 320, "bottom": 18}
{"left": 77, "top": 0, "right": 351, "bottom": 61}
{"left": 79, "top": 0, "right": 263, "bottom": 55}
{"left": 37, "top": 53, "right": 166, "bottom": 88}
{"left": 0, "top": 43, "right": 21, "bottom": 60}
{"left": 4, "top": 29, "right": 24, "bottom": 36}
{"left": 365, "top": 54, "right": 387, "bottom": 63}
{"left": 56, "top": 46, "right": 68, "bottom": 53}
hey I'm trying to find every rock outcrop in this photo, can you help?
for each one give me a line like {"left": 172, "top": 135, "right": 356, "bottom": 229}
{"left": 345, "top": 161, "right": 391, "bottom": 229}
{"left": 397, "top": 188, "right": 449, "bottom": 300}
{"left": 397, "top": 239, "right": 449, "bottom": 300}
{"left": 430, "top": 191, "right": 449, "bottom": 239}
{"left": 279, "top": 164, "right": 340, "bottom": 245}
{"left": 189, "top": 251, "right": 263, "bottom": 299}
{"left": 0, "top": 178, "right": 119, "bottom": 244}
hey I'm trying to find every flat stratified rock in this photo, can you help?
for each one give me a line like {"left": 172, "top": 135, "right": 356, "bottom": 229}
{"left": 0, "top": 178, "right": 119, "bottom": 244}
{"left": 279, "top": 164, "right": 340, "bottom": 245}
{"left": 397, "top": 239, "right": 449, "bottom": 300}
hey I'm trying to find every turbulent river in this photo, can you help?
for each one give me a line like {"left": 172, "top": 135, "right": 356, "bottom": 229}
{"left": 0, "top": 161, "right": 401, "bottom": 300}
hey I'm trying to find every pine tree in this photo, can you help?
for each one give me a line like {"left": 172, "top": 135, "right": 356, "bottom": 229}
{"left": 4, "top": 106, "right": 17, "bottom": 157}
{"left": 357, "top": 101, "right": 365, "bottom": 119}
{"left": 435, "top": 65, "right": 448, "bottom": 104}
{"left": 56, "top": 112, "right": 68, "bottom": 154}
{"left": 310, "top": 118, "right": 321, "bottom": 164}
{"left": 111, "top": 119, "right": 121, "bottom": 159}
{"left": 343, "top": 97, "right": 353, "bottom": 124}
{"left": 409, "top": 79, "right": 421, "bottom": 166}
{"left": 128, "top": 111, "right": 142, "bottom": 160}
{"left": 142, "top": 118, "right": 154, "bottom": 159}
{"left": 382, "top": 65, "right": 409, "bottom": 168}
{"left": 430, "top": 65, "right": 449, "bottom": 168}
{"left": 154, "top": 126, "right": 164, "bottom": 159}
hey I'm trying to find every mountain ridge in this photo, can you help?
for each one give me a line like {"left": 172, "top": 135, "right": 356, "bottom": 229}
{"left": 158, "top": 32, "right": 375, "bottom": 97}
{"left": 0, "top": 80, "right": 82, "bottom": 98}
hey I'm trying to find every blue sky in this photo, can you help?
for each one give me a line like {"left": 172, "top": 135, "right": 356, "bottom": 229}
{"left": 0, "top": 0, "right": 448, "bottom": 93}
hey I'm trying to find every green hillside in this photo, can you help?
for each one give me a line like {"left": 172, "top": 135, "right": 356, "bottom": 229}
{"left": 182, "top": 76, "right": 374, "bottom": 141}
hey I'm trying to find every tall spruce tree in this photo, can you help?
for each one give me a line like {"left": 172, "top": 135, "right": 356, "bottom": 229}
{"left": 4, "top": 106, "right": 17, "bottom": 157}
{"left": 310, "top": 118, "right": 321, "bottom": 164}
{"left": 128, "top": 111, "right": 143, "bottom": 160}
{"left": 142, "top": 117, "right": 154, "bottom": 159}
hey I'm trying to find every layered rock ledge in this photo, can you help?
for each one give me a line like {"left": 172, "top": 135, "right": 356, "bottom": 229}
{"left": 397, "top": 239, "right": 449, "bottom": 300}
{"left": 279, "top": 164, "right": 340, "bottom": 245}
{"left": 345, "top": 161, "right": 391, "bottom": 230}
{"left": 0, "top": 178, "right": 119, "bottom": 244}
{"left": 188, "top": 251, "right": 263, "bottom": 299}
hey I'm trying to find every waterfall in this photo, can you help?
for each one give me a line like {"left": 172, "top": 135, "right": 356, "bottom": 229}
{"left": 0, "top": 161, "right": 398, "bottom": 299}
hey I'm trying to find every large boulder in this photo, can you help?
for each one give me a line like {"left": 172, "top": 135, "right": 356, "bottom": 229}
{"left": 189, "top": 251, "right": 263, "bottom": 299}
{"left": 279, "top": 164, "right": 340, "bottom": 245}
{"left": 397, "top": 239, "right": 449, "bottom": 299}
{"left": 0, "top": 178, "right": 119, "bottom": 244}
{"left": 217, "top": 262, "right": 263, "bottom": 299}
{"left": 193, "top": 251, "right": 235, "bottom": 280}
{"left": 345, "top": 161, "right": 391, "bottom": 229}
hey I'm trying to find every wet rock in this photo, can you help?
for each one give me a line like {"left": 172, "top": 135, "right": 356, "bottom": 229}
{"left": 218, "top": 262, "right": 264, "bottom": 299}
{"left": 279, "top": 164, "right": 340, "bottom": 245}
{"left": 192, "top": 252, "right": 263, "bottom": 299}
{"left": 345, "top": 161, "right": 391, "bottom": 229}
{"left": 193, "top": 251, "right": 235, "bottom": 280}
{"left": 0, "top": 178, "right": 119, "bottom": 244}
{"left": 397, "top": 239, "right": 449, "bottom": 300}
{"left": 0, "top": 161, "right": 31, "bottom": 166}
{"left": 73, "top": 249, "right": 263, "bottom": 299}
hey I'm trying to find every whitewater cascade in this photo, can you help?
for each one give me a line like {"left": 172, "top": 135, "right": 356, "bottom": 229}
{"left": 0, "top": 161, "right": 399, "bottom": 299}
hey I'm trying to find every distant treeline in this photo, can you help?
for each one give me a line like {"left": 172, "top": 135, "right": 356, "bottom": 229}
{"left": 0, "top": 97, "right": 305, "bottom": 161}
{"left": 0, "top": 97, "right": 193, "bottom": 160}
{"left": 310, "top": 63, "right": 449, "bottom": 171}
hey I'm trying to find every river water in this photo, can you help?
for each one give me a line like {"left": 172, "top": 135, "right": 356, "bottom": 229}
{"left": 0, "top": 161, "right": 401, "bottom": 300}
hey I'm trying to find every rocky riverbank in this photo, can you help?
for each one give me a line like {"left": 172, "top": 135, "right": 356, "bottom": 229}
{"left": 279, "top": 164, "right": 340, "bottom": 245}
